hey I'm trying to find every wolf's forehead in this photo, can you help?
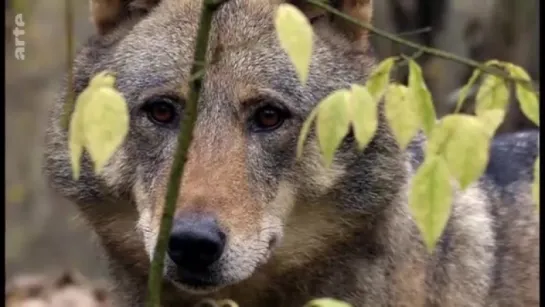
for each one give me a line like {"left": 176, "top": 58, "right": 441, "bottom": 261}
{"left": 115, "top": 0, "right": 284, "bottom": 84}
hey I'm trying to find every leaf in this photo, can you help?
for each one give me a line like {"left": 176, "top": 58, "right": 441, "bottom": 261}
{"left": 297, "top": 106, "right": 320, "bottom": 159}
{"left": 316, "top": 89, "right": 351, "bottom": 167}
{"left": 68, "top": 87, "right": 92, "bottom": 180}
{"left": 80, "top": 73, "right": 129, "bottom": 174}
{"left": 475, "top": 74, "right": 509, "bottom": 115}
{"left": 6, "top": 184, "right": 25, "bottom": 204}
{"left": 409, "top": 155, "right": 453, "bottom": 253}
{"left": 407, "top": 59, "right": 437, "bottom": 136}
{"left": 506, "top": 64, "right": 539, "bottom": 126}
{"left": 384, "top": 84, "right": 420, "bottom": 150}
{"left": 533, "top": 156, "right": 539, "bottom": 212}
{"left": 304, "top": 298, "right": 352, "bottom": 307}
{"left": 426, "top": 114, "right": 491, "bottom": 189}
{"left": 455, "top": 68, "right": 482, "bottom": 113}
{"left": 349, "top": 84, "right": 378, "bottom": 151}
{"left": 477, "top": 109, "right": 506, "bottom": 136}
{"left": 275, "top": 4, "right": 314, "bottom": 85}
{"left": 455, "top": 59, "right": 503, "bottom": 113}
{"left": 365, "top": 57, "right": 396, "bottom": 102}
{"left": 215, "top": 299, "right": 239, "bottom": 307}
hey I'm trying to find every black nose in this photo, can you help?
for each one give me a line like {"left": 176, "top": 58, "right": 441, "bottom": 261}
{"left": 167, "top": 215, "right": 226, "bottom": 271}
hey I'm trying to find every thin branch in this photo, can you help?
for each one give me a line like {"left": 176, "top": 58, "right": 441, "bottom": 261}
{"left": 395, "top": 27, "right": 432, "bottom": 37}
{"left": 61, "top": 0, "right": 74, "bottom": 130}
{"left": 145, "top": 0, "right": 229, "bottom": 306}
{"left": 306, "top": 0, "right": 537, "bottom": 93}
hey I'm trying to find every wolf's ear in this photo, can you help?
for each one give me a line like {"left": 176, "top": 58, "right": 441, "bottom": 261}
{"left": 289, "top": 0, "right": 373, "bottom": 49}
{"left": 90, "top": 0, "right": 160, "bottom": 35}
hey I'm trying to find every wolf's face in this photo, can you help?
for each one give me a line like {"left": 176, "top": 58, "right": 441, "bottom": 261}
{"left": 44, "top": 0, "right": 405, "bottom": 295}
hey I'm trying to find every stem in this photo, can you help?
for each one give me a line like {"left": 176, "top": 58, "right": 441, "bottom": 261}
{"left": 306, "top": 0, "right": 537, "bottom": 92}
{"left": 145, "top": 0, "right": 228, "bottom": 306}
{"left": 61, "top": 0, "right": 74, "bottom": 130}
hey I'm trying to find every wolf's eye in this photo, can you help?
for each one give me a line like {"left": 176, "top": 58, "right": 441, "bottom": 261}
{"left": 142, "top": 97, "right": 178, "bottom": 125}
{"left": 252, "top": 106, "right": 286, "bottom": 131}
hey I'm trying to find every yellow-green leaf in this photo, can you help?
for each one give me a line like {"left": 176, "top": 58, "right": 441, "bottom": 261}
{"left": 215, "top": 299, "right": 239, "bottom": 307}
{"left": 349, "top": 84, "right": 378, "bottom": 151}
{"left": 455, "top": 68, "right": 482, "bottom": 113}
{"left": 68, "top": 89, "right": 91, "bottom": 180}
{"left": 506, "top": 64, "right": 539, "bottom": 126}
{"left": 426, "top": 114, "right": 491, "bottom": 189}
{"left": 6, "top": 184, "right": 25, "bottom": 204}
{"left": 384, "top": 84, "right": 420, "bottom": 150}
{"left": 408, "top": 59, "right": 436, "bottom": 136}
{"left": 297, "top": 106, "right": 320, "bottom": 159}
{"left": 475, "top": 74, "right": 509, "bottom": 116}
{"left": 533, "top": 156, "right": 539, "bottom": 212}
{"left": 409, "top": 155, "right": 453, "bottom": 253}
{"left": 316, "top": 89, "right": 351, "bottom": 167}
{"left": 275, "top": 4, "right": 314, "bottom": 85}
{"left": 304, "top": 298, "right": 352, "bottom": 307}
{"left": 80, "top": 73, "right": 129, "bottom": 174}
{"left": 477, "top": 109, "right": 506, "bottom": 136}
{"left": 365, "top": 57, "right": 396, "bottom": 102}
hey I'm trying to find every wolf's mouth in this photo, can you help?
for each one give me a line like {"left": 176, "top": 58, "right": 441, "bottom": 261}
{"left": 168, "top": 268, "right": 222, "bottom": 293}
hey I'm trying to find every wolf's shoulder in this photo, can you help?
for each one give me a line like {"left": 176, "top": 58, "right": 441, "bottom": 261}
{"left": 484, "top": 129, "right": 539, "bottom": 189}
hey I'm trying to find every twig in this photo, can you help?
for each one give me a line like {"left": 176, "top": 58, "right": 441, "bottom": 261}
{"left": 395, "top": 27, "right": 432, "bottom": 37}
{"left": 306, "top": 0, "right": 537, "bottom": 93}
{"left": 61, "top": 0, "right": 74, "bottom": 130}
{"left": 145, "top": 0, "right": 229, "bottom": 306}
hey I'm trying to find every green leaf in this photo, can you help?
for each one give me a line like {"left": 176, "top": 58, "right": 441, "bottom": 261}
{"left": 349, "top": 85, "right": 378, "bottom": 151}
{"left": 215, "top": 299, "right": 239, "bottom": 307}
{"left": 297, "top": 106, "right": 320, "bottom": 159}
{"left": 533, "top": 156, "right": 540, "bottom": 212}
{"left": 365, "top": 57, "right": 396, "bottom": 102}
{"left": 304, "top": 298, "right": 352, "bottom": 307}
{"left": 6, "top": 184, "right": 25, "bottom": 204}
{"left": 384, "top": 84, "right": 420, "bottom": 150}
{"left": 475, "top": 74, "right": 509, "bottom": 116}
{"left": 477, "top": 109, "right": 506, "bottom": 136}
{"left": 409, "top": 155, "right": 453, "bottom": 253}
{"left": 316, "top": 89, "right": 351, "bottom": 167}
{"left": 275, "top": 4, "right": 314, "bottom": 85}
{"left": 506, "top": 64, "right": 539, "bottom": 126}
{"left": 426, "top": 114, "right": 491, "bottom": 189}
{"left": 455, "top": 68, "right": 482, "bottom": 113}
{"left": 80, "top": 73, "right": 129, "bottom": 174}
{"left": 455, "top": 59, "right": 504, "bottom": 113}
{"left": 68, "top": 94, "right": 86, "bottom": 180}
{"left": 407, "top": 59, "right": 437, "bottom": 136}
{"left": 68, "top": 73, "right": 112, "bottom": 180}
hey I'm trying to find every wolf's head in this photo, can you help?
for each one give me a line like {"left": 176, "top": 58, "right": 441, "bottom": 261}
{"left": 44, "top": 0, "right": 406, "bottom": 295}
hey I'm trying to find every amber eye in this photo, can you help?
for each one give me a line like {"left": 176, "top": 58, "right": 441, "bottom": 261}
{"left": 252, "top": 106, "right": 286, "bottom": 131}
{"left": 143, "top": 97, "right": 178, "bottom": 125}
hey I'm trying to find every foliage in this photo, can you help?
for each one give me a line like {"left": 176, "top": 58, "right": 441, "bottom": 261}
{"left": 273, "top": 4, "right": 540, "bottom": 257}
{"left": 68, "top": 72, "right": 129, "bottom": 180}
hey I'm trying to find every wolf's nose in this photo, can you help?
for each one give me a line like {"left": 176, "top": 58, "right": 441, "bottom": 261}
{"left": 167, "top": 215, "right": 226, "bottom": 271}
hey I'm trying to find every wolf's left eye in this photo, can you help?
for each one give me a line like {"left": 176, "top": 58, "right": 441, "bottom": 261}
{"left": 251, "top": 106, "right": 287, "bottom": 132}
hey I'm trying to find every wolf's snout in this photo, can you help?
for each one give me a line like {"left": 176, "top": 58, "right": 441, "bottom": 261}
{"left": 167, "top": 215, "right": 226, "bottom": 271}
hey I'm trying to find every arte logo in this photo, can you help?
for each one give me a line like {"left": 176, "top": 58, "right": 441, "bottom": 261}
{"left": 13, "top": 14, "right": 25, "bottom": 61}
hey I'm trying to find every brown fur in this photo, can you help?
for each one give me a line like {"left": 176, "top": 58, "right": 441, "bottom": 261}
{"left": 43, "top": 0, "right": 539, "bottom": 306}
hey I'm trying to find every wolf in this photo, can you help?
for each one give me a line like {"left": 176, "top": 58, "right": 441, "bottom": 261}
{"left": 42, "top": 0, "right": 540, "bottom": 306}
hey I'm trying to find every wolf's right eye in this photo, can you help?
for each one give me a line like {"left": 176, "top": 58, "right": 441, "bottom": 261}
{"left": 142, "top": 97, "right": 179, "bottom": 126}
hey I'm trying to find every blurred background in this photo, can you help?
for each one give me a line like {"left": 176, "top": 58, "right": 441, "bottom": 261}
{"left": 5, "top": 0, "right": 539, "bottom": 282}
